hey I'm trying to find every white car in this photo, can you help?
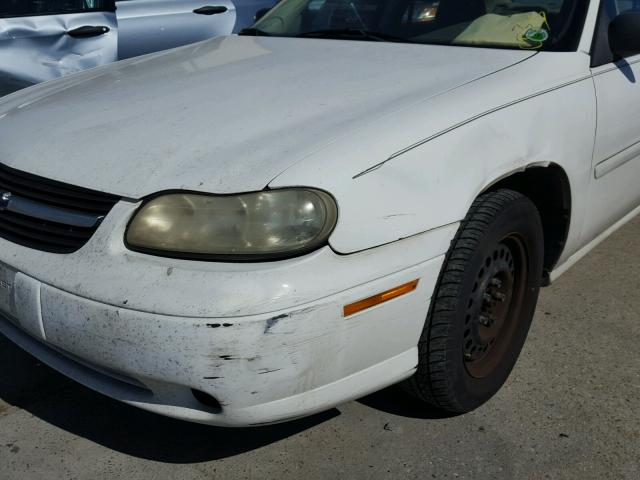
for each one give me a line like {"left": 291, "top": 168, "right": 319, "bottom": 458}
{"left": 0, "top": 0, "right": 638, "bottom": 426}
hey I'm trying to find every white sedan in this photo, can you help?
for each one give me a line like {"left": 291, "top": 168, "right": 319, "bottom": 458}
{"left": 0, "top": 0, "right": 639, "bottom": 426}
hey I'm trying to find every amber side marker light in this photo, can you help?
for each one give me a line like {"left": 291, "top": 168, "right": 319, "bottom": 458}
{"left": 343, "top": 279, "right": 420, "bottom": 317}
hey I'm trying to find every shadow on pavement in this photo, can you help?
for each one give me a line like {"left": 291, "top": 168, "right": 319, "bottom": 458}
{"left": 0, "top": 332, "right": 455, "bottom": 462}
{"left": 0, "top": 334, "right": 338, "bottom": 463}
{"left": 357, "top": 385, "right": 459, "bottom": 420}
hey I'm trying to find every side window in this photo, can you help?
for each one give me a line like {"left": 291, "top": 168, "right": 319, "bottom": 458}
{"left": 0, "top": 1, "right": 116, "bottom": 18}
{"left": 591, "top": 0, "right": 640, "bottom": 66}
{"left": 614, "top": 0, "right": 640, "bottom": 13}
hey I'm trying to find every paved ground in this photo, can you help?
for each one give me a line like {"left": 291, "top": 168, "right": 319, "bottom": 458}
{"left": 1, "top": 216, "right": 639, "bottom": 480}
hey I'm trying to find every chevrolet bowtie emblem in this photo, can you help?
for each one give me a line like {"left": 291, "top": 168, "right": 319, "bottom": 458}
{"left": 0, "top": 192, "right": 11, "bottom": 211}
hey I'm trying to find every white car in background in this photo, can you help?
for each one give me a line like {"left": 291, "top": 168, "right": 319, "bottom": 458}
{"left": 0, "top": 0, "right": 275, "bottom": 95}
{"left": 0, "top": 0, "right": 639, "bottom": 426}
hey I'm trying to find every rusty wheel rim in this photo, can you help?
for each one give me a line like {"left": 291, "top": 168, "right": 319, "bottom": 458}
{"left": 463, "top": 234, "right": 528, "bottom": 379}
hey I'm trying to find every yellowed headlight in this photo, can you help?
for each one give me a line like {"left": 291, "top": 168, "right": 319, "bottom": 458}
{"left": 126, "top": 189, "right": 338, "bottom": 260}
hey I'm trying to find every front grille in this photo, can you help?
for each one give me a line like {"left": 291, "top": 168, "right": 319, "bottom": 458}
{"left": 0, "top": 163, "right": 120, "bottom": 253}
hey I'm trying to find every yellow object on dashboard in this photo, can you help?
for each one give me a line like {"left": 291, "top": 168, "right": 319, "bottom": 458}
{"left": 454, "top": 12, "right": 550, "bottom": 49}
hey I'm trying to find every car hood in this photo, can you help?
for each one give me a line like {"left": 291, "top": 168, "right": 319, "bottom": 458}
{"left": 0, "top": 36, "right": 534, "bottom": 198}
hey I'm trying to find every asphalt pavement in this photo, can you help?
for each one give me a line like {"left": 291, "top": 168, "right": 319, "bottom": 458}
{"left": 1, "top": 215, "right": 638, "bottom": 479}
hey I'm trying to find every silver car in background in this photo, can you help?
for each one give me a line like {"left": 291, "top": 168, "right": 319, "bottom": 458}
{"left": 0, "top": 0, "right": 274, "bottom": 95}
{"left": 116, "top": 0, "right": 272, "bottom": 58}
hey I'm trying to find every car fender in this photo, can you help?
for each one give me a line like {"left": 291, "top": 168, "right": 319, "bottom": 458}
{"left": 270, "top": 53, "right": 597, "bottom": 265}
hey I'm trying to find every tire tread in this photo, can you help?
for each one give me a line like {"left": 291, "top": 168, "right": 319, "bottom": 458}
{"left": 403, "top": 189, "right": 531, "bottom": 412}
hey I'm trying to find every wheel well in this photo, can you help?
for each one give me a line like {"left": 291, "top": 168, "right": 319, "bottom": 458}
{"left": 484, "top": 165, "right": 571, "bottom": 283}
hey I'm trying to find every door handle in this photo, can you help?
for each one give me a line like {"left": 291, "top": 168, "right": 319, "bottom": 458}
{"left": 193, "top": 5, "right": 228, "bottom": 15}
{"left": 67, "top": 25, "right": 110, "bottom": 38}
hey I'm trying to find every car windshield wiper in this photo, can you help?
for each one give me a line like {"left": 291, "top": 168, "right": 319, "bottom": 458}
{"left": 296, "top": 28, "right": 414, "bottom": 43}
{"left": 238, "top": 27, "right": 272, "bottom": 36}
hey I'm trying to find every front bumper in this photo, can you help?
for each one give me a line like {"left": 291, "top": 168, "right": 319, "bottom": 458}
{"left": 0, "top": 201, "right": 456, "bottom": 426}
{"left": 0, "top": 253, "right": 444, "bottom": 426}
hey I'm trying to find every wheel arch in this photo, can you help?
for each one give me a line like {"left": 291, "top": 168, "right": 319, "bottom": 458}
{"left": 480, "top": 163, "right": 572, "bottom": 284}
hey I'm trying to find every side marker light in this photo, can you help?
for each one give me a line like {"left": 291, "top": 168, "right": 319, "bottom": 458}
{"left": 343, "top": 279, "right": 420, "bottom": 317}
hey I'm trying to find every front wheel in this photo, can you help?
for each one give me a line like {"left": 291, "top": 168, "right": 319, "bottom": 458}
{"left": 403, "top": 189, "right": 544, "bottom": 413}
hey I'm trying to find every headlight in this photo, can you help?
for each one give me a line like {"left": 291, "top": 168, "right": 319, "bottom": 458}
{"left": 125, "top": 188, "right": 338, "bottom": 260}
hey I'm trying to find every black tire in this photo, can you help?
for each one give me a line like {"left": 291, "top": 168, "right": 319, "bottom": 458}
{"left": 403, "top": 189, "right": 544, "bottom": 413}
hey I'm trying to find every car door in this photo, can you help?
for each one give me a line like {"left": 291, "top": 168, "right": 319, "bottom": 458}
{"left": 584, "top": 0, "right": 640, "bottom": 241}
{"left": 0, "top": 1, "right": 117, "bottom": 96}
{"left": 115, "top": 0, "right": 238, "bottom": 59}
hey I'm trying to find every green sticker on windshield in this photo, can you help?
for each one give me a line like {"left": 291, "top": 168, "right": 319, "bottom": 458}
{"left": 524, "top": 28, "right": 549, "bottom": 43}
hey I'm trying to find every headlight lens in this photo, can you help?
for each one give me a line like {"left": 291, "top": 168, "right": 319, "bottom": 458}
{"left": 126, "top": 189, "right": 338, "bottom": 260}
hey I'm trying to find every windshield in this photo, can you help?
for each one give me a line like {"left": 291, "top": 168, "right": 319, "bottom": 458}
{"left": 248, "top": 0, "right": 590, "bottom": 51}
{"left": 0, "top": 0, "right": 116, "bottom": 18}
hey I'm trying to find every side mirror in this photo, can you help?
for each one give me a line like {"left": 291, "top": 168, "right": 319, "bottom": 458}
{"left": 609, "top": 12, "right": 640, "bottom": 59}
{"left": 254, "top": 8, "right": 271, "bottom": 22}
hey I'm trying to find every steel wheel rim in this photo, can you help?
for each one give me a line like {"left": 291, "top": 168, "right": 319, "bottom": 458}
{"left": 463, "top": 234, "right": 528, "bottom": 379}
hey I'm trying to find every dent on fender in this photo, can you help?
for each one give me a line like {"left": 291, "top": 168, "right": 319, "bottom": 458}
{"left": 477, "top": 161, "right": 553, "bottom": 195}
{"left": 327, "top": 78, "right": 591, "bottom": 255}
